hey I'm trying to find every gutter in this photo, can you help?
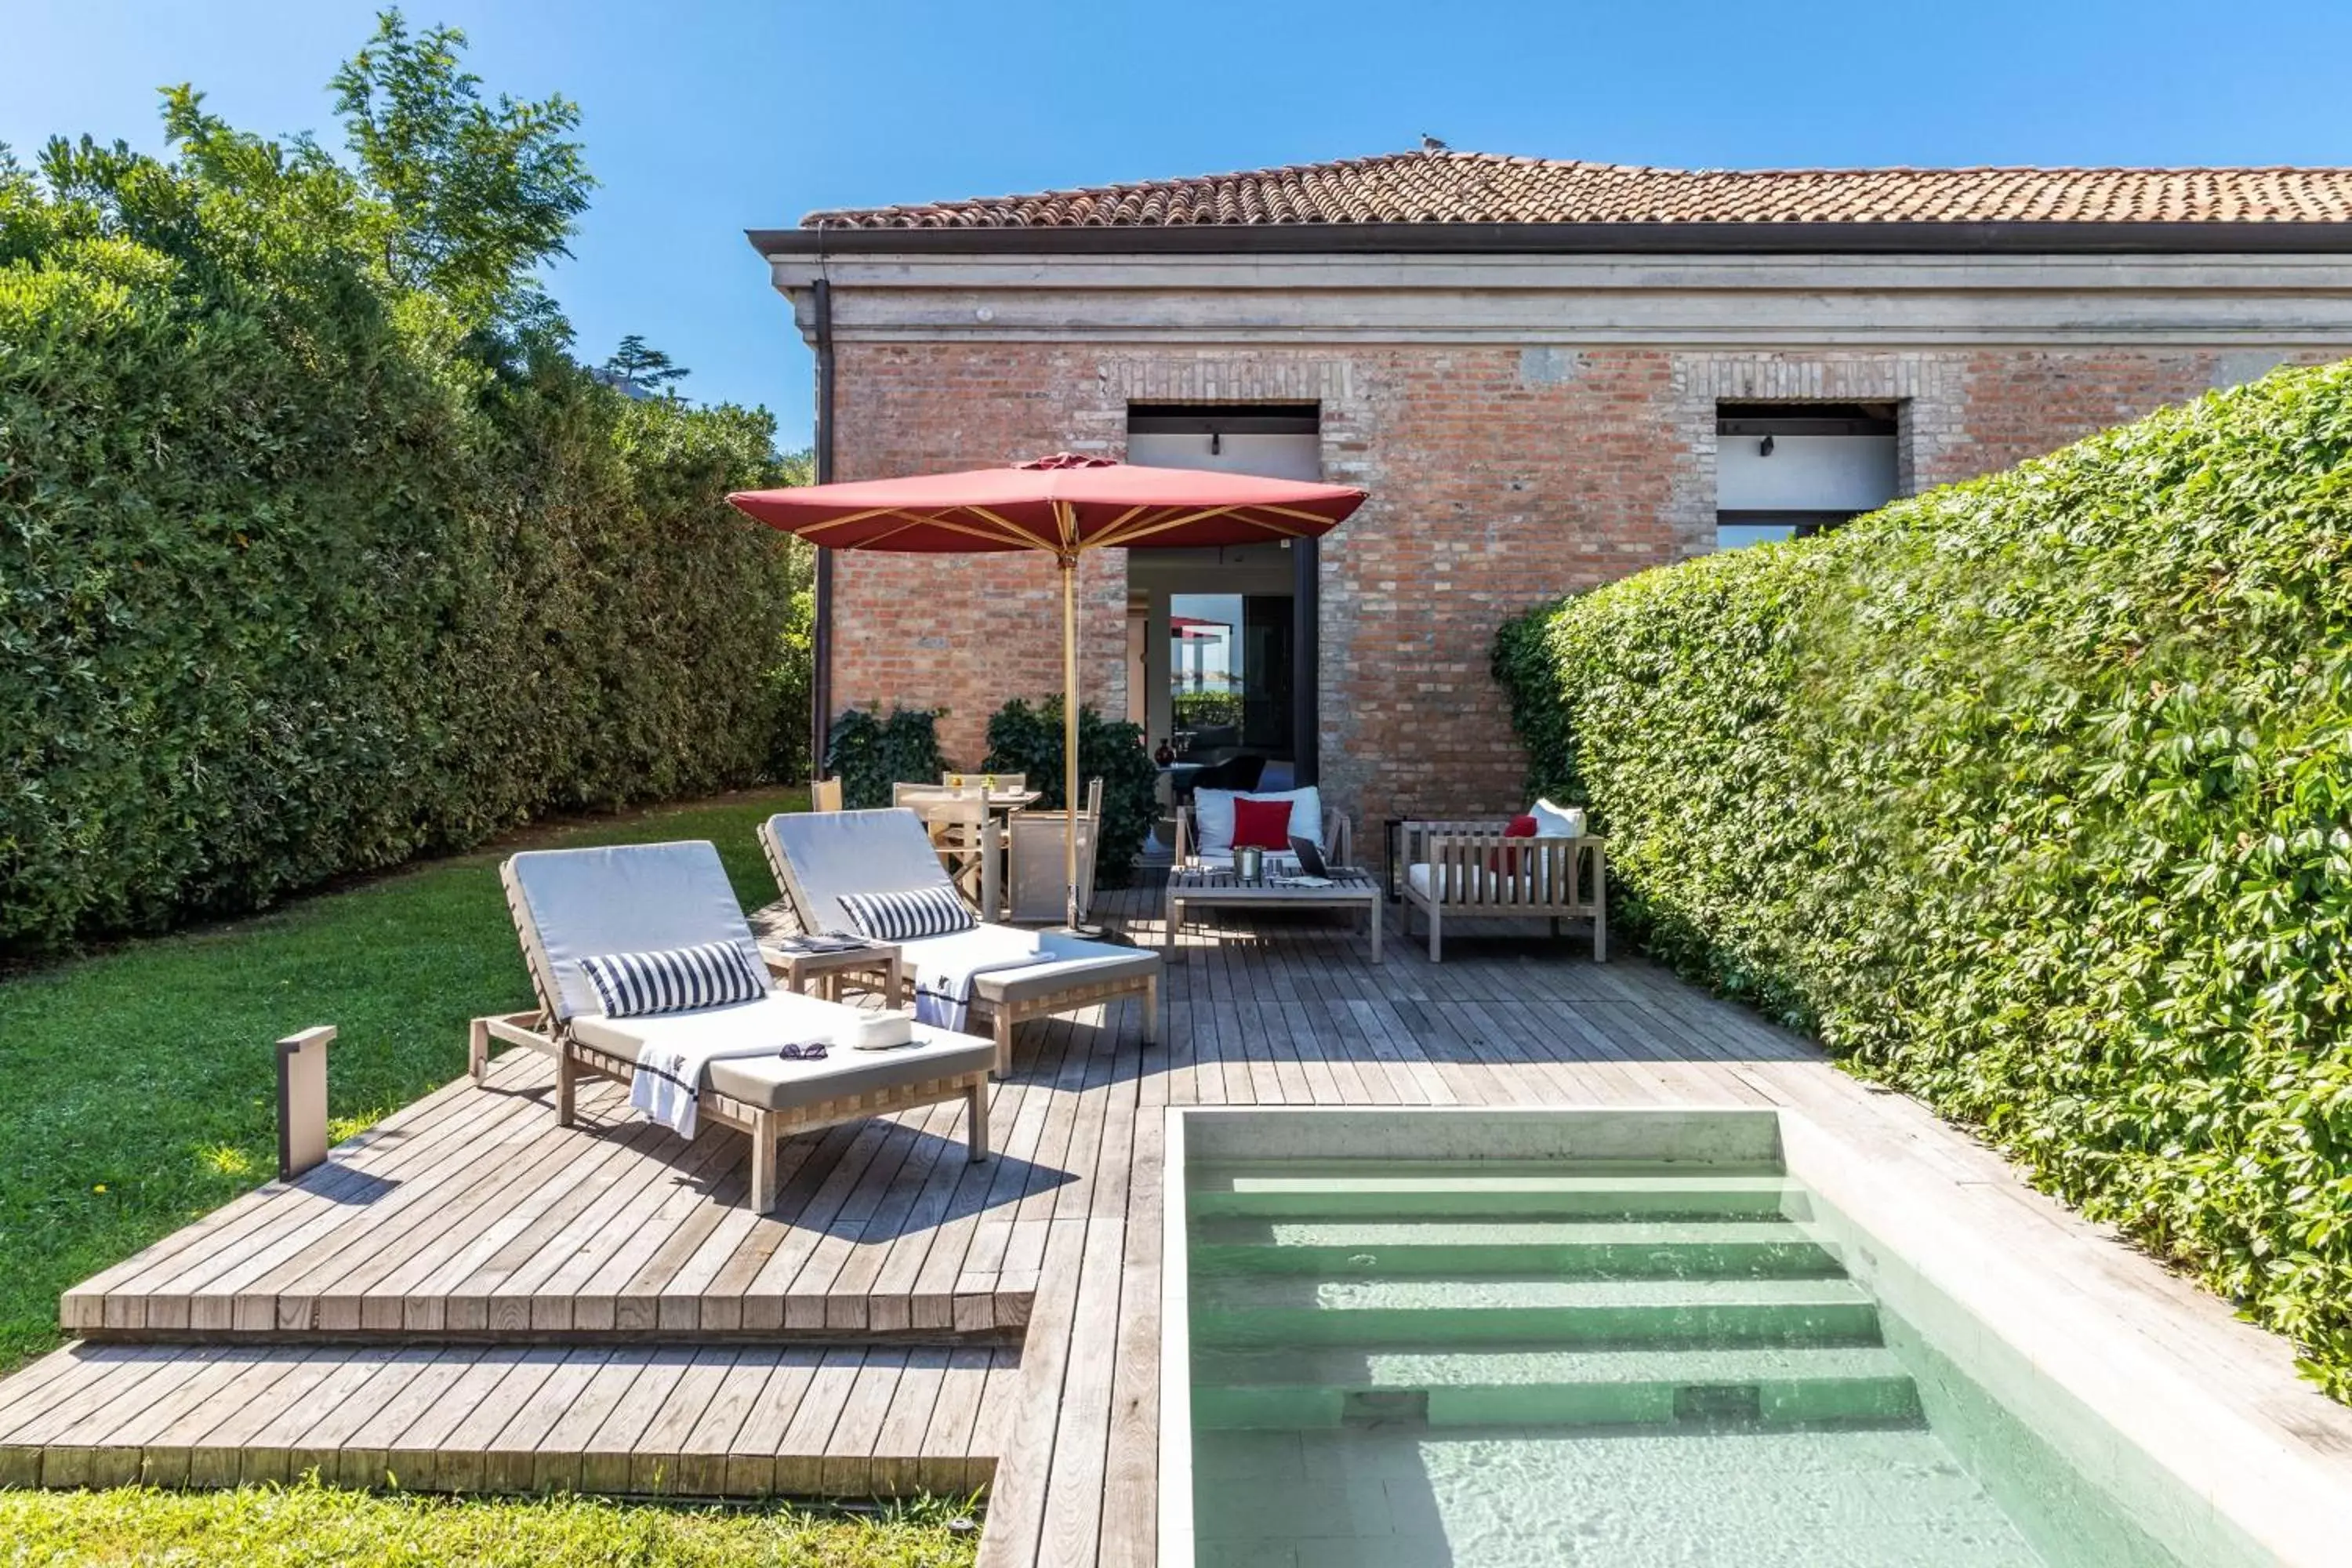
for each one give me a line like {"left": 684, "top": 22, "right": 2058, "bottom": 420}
{"left": 810, "top": 275, "right": 834, "bottom": 779}
{"left": 747, "top": 219, "right": 2352, "bottom": 259}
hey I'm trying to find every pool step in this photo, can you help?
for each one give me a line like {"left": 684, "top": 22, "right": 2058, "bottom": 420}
{"left": 1190, "top": 1275, "right": 1882, "bottom": 1349}
{"left": 1189, "top": 1218, "right": 1842, "bottom": 1279}
{"left": 1189, "top": 1162, "right": 1809, "bottom": 1221}
{"left": 1190, "top": 1344, "right": 1922, "bottom": 1431}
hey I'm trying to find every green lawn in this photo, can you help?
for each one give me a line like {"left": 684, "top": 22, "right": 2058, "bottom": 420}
{"left": 0, "top": 788, "right": 988, "bottom": 1563}
{"left": 0, "top": 1480, "right": 978, "bottom": 1566}
{"left": 0, "top": 786, "right": 805, "bottom": 1374}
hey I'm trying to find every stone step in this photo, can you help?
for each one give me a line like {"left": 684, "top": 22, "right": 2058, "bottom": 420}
{"left": 1190, "top": 1344, "right": 1922, "bottom": 1430}
{"left": 1188, "top": 1217, "right": 1842, "bottom": 1279}
{"left": 1188, "top": 1161, "right": 1807, "bottom": 1221}
{"left": 1190, "top": 1276, "right": 1882, "bottom": 1350}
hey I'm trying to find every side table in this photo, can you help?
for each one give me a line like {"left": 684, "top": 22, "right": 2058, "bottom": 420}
{"left": 760, "top": 938, "right": 906, "bottom": 1007}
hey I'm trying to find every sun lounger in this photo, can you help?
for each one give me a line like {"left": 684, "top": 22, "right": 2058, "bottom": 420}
{"left": 760, "top": 808, "right": 1161, "bottom": 1077}
{"left": 470, "top": 839, "right": 994, "bottom": 1210}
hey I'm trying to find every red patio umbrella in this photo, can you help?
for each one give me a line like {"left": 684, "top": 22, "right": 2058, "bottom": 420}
{"left": 728, "top": 455, "right": 1368, "bottom": 931}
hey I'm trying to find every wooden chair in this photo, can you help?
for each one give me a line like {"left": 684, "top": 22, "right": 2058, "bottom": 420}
{"left": 811, "top": 777, "right": 843, "bottom": 812}
{"left": 1007, "top": 778, "right": 1104, "bottom": 924}
{"left": 1398, "top": 820, "right": 1607, "bottom": 963}
{"left": 911, "top": 793, "right": 1002, "bottom": 914}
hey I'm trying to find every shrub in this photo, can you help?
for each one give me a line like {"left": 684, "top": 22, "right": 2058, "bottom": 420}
{"left": 0, "top": 26, "right": 808, "bottom": 951}
{"left": 1494, "top": 360, "right": 2352, "bottom": 1397}
{"left": 982, "top": 697, "right": 1157, "bottom": 888}
{"left": 825, "top": 707, "right": 946, "bottom": 810}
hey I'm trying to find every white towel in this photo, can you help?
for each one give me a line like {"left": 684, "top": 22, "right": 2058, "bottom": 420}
{"left": 899, "top": 926, "right": 1061, "bottom": 1033}
{"left": 627, "top": 1031, "right": 797, "bottom": 1141}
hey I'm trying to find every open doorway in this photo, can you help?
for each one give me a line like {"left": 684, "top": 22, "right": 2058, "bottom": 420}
{"left": 1125, "top": 404, "right": 1321, "bottom": 846}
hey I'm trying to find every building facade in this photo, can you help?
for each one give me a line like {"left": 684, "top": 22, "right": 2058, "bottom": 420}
{"left": 753, "top": 152, "right": 2352, "bottom": 827}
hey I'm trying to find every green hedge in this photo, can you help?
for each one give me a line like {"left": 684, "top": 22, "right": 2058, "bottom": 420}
{"left": 0, "top": 107, "right": 804, "bottom": 950}
{"left": 1496, "top": 361, "right": 2352, "bottom": 1396}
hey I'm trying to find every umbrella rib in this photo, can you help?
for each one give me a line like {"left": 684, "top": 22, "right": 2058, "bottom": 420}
{"left": 965, "top": 505, "right": 1061, "bottom": 554}
{"left": 1093, "top": 506, "right": 1314, "bottom": 550}
{"left": 794, "top": 505, "right": 927, "bottom": 536}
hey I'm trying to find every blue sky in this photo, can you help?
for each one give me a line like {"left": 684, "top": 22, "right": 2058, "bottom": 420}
{"left": 9, "top": 0, "right": 2352, "bottom": 450}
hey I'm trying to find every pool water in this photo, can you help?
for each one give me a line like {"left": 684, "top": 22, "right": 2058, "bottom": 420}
{"left": 1185, "top": 1159, "right": 2191, "bottom": 1568}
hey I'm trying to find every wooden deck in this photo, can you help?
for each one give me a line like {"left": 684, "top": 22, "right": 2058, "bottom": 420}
{"left": 8, "top": 879, "right": 2352, "bottom": 1567}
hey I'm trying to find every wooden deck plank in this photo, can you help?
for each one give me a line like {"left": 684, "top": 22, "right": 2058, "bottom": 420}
{"left": 870, "top": 1345, "right": 949, "bottom": 1496}
{"left": 67, "top": 1069, "right": 506, "bottom": 1318}
{"left": 819, "top": 1345, "right": 907, "bottom": 1495}
{"left": 720, "top": 1349, "right": 826, "bottom": 1496}
{"left": 773, "top": 1346, "right": 866, "bottom": 1495}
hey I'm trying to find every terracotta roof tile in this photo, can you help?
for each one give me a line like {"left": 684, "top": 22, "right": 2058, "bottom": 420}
{"left": 802, "top": 150, "right": 2352, "bottom": 229}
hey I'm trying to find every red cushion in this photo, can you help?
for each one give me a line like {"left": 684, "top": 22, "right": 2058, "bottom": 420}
{"left": 1491, "top": 814, "right": 1541, "bottom": 873}
{"left": 1232, "top": 797, "right": 1294, "bottom": 851}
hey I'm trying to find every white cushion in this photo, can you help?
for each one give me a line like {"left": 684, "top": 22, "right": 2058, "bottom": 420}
{"left": 507, "top": 841, "right": 767, "bottom": 1022}
{"left": 568, "top": 992, "right": 993, "bottom": 1112}
{"left": 1530, "top": 798, "right": 1586, "bottom": 837}
{"left": 1195, "top": 786, "right": 1323, "bottom": 855}
{"left": 1407, "top": 862, "right": 1500, "bottom": 902}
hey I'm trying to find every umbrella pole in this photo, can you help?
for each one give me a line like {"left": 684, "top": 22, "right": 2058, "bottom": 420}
{"left": 1060, "top": 551, "right": 1082, "bottom": 933}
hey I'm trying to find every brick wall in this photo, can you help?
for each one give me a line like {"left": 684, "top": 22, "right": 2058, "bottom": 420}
{"left": 827, "top": 341, "right": 2321, "bottom": 826}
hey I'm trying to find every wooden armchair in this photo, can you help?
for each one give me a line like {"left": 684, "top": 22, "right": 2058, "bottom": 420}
{"left": 1399, "top": 820, "right": 1606, "bottom": 963}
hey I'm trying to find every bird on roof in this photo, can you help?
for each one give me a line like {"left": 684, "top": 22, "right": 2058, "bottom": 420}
{"left": 1421, "top": 133, "right": 1449, "bottom": 151}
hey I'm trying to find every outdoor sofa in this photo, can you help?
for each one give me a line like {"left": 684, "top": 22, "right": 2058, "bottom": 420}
{"left": 761, "top": 808, "right": 1160, "bottom": 1077}
{"left": 470, "top": 838, "right": 995, "bottom": 1211}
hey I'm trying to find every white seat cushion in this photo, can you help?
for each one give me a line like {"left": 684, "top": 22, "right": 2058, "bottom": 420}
{"left": 899, "top": 924, "right": 1163, "bottom": 1006}
{"left": 1193, "top": 786, "right": 1323, "bottom": 855}
{"left": 1406, "top": 862, "right": 1501, "bottom": 902}
{"left": 570, "top": 992, "right": 994, "bottom": 1111}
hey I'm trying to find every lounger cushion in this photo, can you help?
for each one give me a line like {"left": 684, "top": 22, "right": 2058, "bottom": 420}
{"left": 508, "top": 841, "right": 768, "bottom": 1022}
{"left": 900, "top": 927, "right": 1162, "bottom": 1007}
{"left": 766, "top": 807, "right": 1162, "bottom": 1017}
{"left": 764, "top": 808, "right": 962, "bottom": 937}
{"left": 570, "top": 992, "right": 993, "bottom": 1112}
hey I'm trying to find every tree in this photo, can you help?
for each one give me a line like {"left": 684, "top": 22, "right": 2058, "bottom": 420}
{"left": 601, "top": 333, "right": 689, "bottom": 394}
{"left": 328, "top": 9, "right": 592, "bottom": 332}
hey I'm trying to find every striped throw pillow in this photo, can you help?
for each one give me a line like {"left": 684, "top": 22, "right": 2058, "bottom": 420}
{"left": 579, "top": 941, "right": 767, "bottom": 1018}
{"left": 838, "top": 885, "right": 976, "bottom": 943}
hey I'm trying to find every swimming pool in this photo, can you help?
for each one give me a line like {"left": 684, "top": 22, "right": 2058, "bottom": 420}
{"left": 1158, "top": 1108, "right": 2336, "bottom": 1567}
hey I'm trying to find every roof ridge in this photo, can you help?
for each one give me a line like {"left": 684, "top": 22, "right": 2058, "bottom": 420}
{"left": 798, "top": 150, "right": 2352, "bottom": 230}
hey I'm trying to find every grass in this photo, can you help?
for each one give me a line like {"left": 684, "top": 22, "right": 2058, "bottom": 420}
{"left": 0, "top": 1479, "right": 980, "bottom": 1566}
{"left": 0, "top": 786, "right": 806, "bottom": 1375}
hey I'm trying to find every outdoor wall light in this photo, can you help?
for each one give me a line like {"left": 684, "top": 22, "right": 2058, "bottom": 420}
{"left": 1210, "top": 430, "right": 1222, "bottom": 455}
{"left": 1760, "top": 435, "right": 1776, "bottom": 456}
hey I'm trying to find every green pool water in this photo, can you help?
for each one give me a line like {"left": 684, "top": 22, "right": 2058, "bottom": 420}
{"left": 1183, "top": 1159, "right": 2218, "bottom": 1568}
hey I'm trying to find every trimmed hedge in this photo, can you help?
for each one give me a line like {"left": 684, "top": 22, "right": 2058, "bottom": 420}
{"left": 1496, "top": 361, "right": 2352, "bottom": 1396}
{"left": 0, "top": 135, "right": 804, "bottom": 950}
